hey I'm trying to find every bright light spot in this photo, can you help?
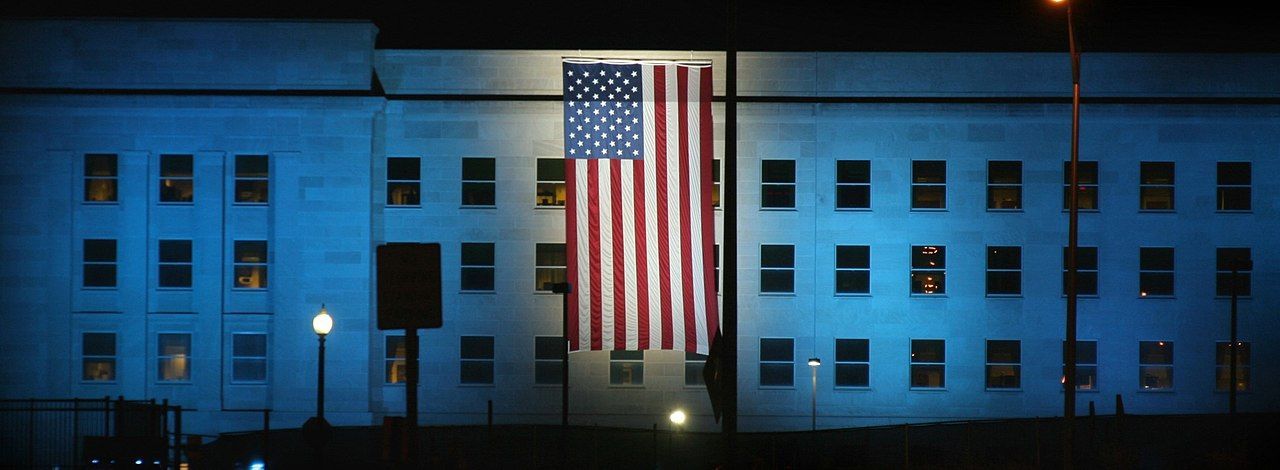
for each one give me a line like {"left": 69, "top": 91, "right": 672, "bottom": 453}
{"left": 249, "top": 461, "right": 266, "bottom": 470}
{"left": 134, "top": 460, "right": 143, "bottom": 465}
{"left": 669, "top": 410, "right": 687, "bottom": 425}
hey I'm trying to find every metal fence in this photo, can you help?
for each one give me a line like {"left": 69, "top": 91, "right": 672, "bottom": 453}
{"left": 0, "top": 397, "right": 185, "bottom": 469}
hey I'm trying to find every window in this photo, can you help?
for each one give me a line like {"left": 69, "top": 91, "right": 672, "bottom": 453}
{"left": 157, "top": 333, "right": 191, "bottom": 382}
{"left": 1063, "top": 161, "right": 1099, "bottom": 210}
{"left": 1217, "top": 162, "right": 1250, "bottom": 211}
{"left": 1139, "top": 247, "right": 1174, "bottom": 297}
{"left": 534, "top": 336, "right": 564, "bottom": 385}
{"left": 760, "top": 244, "right": 795, "bottom": 294}
{"left": 986, "top": 246, "right": 1021, "bottom": 296}
{"left": 461, "top": 242, "right": 495, "bottom": 291}
{"left": 910, "top": 339, "right": 945, "bottom": 388}
{"left": 712, "top": 158, "right": 721, "bottom": 209}
{"left": 462, "top": 157, "right": 496, "bottom": 206}
{"left": 685, "top": 352, "right": 707, "bottom": 386}
{"left": 714, "top": 244, "right": 720, "bottom": 293}
{"left": 836, "top": 160, "right": 870, "bottom": 209}
{"left": 1063, "top": 247, "right": 1099, "bottom": 296}
{"left": 761, "top": 159, "right": 795, "bottom": 209}
{"left": 387, "top": 157, "right": 421, "bottom": 206}
{"left": 233, "top": 241, "right": 268, "bottom": 289}
{"left": 535, "top": 158, "right": 566, "bottom": 207}
{"left": 534, "top": 243, "right": 566, "bottom": 292}
{"left": 985, "top": 340, "right": 1021, "bottom": 389}
{"left": 158, "top": 240, "right": 192, "bottom": 288}
{"left": 834, "top": 338, "right": 869, "bottom": 388}
{"left": 609, "top": 350, "right": 644, "bottom": 386}
{"left": 460, "top": 336, "right": 495, "bottom": 385}
{"left": 84, "top": 153, "right": 118, "bottom": 203}
{"left": 83, "top": 239, "right": 117, "bottom": 288}
{"left": 158, "top": 154, "right": 194, "bottom": 203}
{"left": 1215, "top": 342, "right": 1250, "bottom": 392}
{"left": 911, "top": 161, "right": 946, "bottom": 209}
{"left": 1139, "top": 162, "right": 1175, "bottom": 211}
{"left": 82, "top": 333, "right": 116, "bottom": 382}
{"left": 987, "top": 161, "right": 1022, "bottom": 210}
{"left": 759, "top": 338, "right": 794, "bottom": 387}
{"left": 835, "top": 245, "right": 870, "bottom": 295}
{"left": 385, "top": 335, "right": 406, "bottom": 384}
{"left": 1138, "top": 341, "right": 1173, "bottom": 390}
{"left": 234, "top": 155, "right": 269, "bottom": 204}
{"left": 231, "top": 333, "right": 267, "bottom": 383}
{"left": 910, "top": 245, "right": 945, "bottom": 295}
{"left": 1063, "top": 340, "right": 1098, "bottom": 390}
{"left": 1216, "top": 248, "right": 1252, "bottom": 297}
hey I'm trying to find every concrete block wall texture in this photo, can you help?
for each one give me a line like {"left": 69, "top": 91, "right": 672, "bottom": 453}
{"left": 1, "top": 20, "right": 1278, "bottom": 434}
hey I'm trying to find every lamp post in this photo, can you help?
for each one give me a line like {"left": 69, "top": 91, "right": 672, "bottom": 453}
{"left": 303, "top": 305, "right": 333, "bottom": 459}
{"left": 807, "top": 358, "right": 821, "bottom": 431}
{"left": 1228, "top": 256, "right": 1251, "bottom": 414}
{"left": 1050, "top": 0, "right": 1082, "bottom": 466}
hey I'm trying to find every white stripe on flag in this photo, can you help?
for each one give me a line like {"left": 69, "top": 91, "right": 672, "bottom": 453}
{"left": 664, "top": 65, "right": 685, "bottom": 348}
{"left": 574, "top": 159, "right": 592, "bottom": 350}
{"left": 620, "top": 161, "right": 639, "bottom": 350}
{"left": 686, "top": 67, "right": 709, "bottom": 354}
{"left": 598, "top": 159, "right": 615, "bottom": 350}
{"left": 643, "top": 65, "right": 662, "bottom": 348}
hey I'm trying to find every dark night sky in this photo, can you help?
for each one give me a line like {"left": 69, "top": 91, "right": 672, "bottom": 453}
{"left": 3, "top": 0, "right": 1278, "bottom": 52}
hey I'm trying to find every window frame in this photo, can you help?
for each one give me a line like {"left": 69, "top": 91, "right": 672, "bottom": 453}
{"left": 156, "top": 332, "right": 193, "bottom": 384}
{"left": 534, "top": 336, "right": 565, "bottom": 386}
{"left": 461, "top": 156, "right": 497, "bottom": 208}
{"left": 385, "top": 334, "right": 407, "bottom": 385}
{"left": 81, "top": 332, "right": 117, "bottom": 383}
{"left": 759, "top": 337, "right": 795, "bottom": 388}
{"left": 232, "top": 240, "right": 269, "bottom": 290}
{"left": 1139, "top": 161, "right": 1175, "bottom": 212}
{"left": 1215, "top": 247, "right": 1251, "bottom": 298}
{"left": 535, "top": 157, "right": 567, "bottom": 208}
{"left": 460, "top": 242, "right": 496, "bottom": 293}
{"left": 386, "top": 156, "right": 422, "bottom": 207}
{"left": 1138, "top": 246, "right": 1174, "bottom": 298}
{"left": 158, "top": 154, "right": 195, "bottom": 205}
{"left": 684, "top": 352, "right": 707, "bottom": 388}
{"left": 1138, "top": 340, "right": 1174, "bottom": 391}
{"left": 230, "top": 332, "right": 268, "bottom": 385}
{"left": 84, "top": 153, "right": 119, "bottom": 204}
{"left": 1063, "top": 340, "right": 1099, "bottom": 391}
{"left": 759, "top": 244, "right": 796, "bottom": 295}
{"left": 534, "top": 242, "right": 567, "bottom": 293}
{"left": 760, "top": 159, "right": 797, "bottom": 210}
{"left": 984, "top": 340, "right": 1021, "bottom": 391}
{"left": 157, "top": 239, "right": 193, "bottom": 289}
{"left": 712, "top": 158, "right": 722, "bottom": 210}
{"left": 609, "top": 350, "right": 646, "bottom": 387}
{"left": 986, "top": 160, "right": 1022, "bottom": 211}
{"left": 985, "top": 246, "right": 1022, "bottom": 297}
{"left": 82, "top": 238, "right": 118, "bottom": 289}
{"left": 233, "top": 154, "right": 270, "bottom": 205}
{"left": 835, "top": 245, "right": 871, "bottom": 296}
{"left": 1062, "top": 160, "right": 1099, "bottom": 212}
{"left": 834, "top": 338, "right": 870, "bottom": 389}
{"left": 1215, "top": 341, "right": 1251, "bottom": 392}
{"left": 460, "top": 335, "right": 496, "bottom": 386}
{"left": 910, "top": 160, "right": 946, "bottom": 210}
{"left": 1062, "top": 246, "right": 1099, "bottom": 297}
{"left": 909, "top": 245, "right": 946, "bottom": 296}
{"left": 1215, "top": 161, "right": 1251, "bottom": 212}
{"left": 835, "top": 159, "right": 871, "bottom": 210}
{"left": 909, "top": 339, "right": 946, "bottom": 390}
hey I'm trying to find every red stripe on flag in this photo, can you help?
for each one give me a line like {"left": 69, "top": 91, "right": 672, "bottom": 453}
{"left": 565, "top": 159, "right": 579, "bottom": 350}
{"left": 654, "top": 66, "right": 673, "bottom": 350}
{"left": 677, "top": 67, "right": 697, "bottom": 353}
{"left": 587, "top": 158, "right": 602, "bottom": 350}
{"left": 699, "top": 68, "right": 719, "bottom": 346}
{"left": 611, "top": 159, "right": 626, "bottom": 349}
{"left": 633, "top": 154, "right": 649, "bottom": 349}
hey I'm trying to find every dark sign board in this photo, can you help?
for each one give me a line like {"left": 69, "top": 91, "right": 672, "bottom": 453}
{"left": 376, "top": 243, "right": 442, "bottom": 330}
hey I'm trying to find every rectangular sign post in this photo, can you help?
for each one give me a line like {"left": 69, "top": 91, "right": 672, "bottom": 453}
{"left": 376, "top": 243, "right": 442, "bottom": 465}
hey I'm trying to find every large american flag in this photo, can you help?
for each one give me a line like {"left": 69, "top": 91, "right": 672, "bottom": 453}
{"left": 562, "top": 59, "right": 718, "bottom": 354}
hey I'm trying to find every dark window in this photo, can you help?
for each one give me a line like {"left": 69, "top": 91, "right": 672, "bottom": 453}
{"left": 1216, "top": 162, "right": 1251, "bottom": 211}
{"left": 158, "top": 240, "right": 193, "bottom": 288}
{"left": 985, "top": 340, "right": 1021, "bottom": 389}
{"left": 1215, "top": 342, "right": 1250, "bottom": 392}
{"left": 760, "top": 338, "right": 794, "bottom": 387}
{"left": 910, "top": 339, "right": 945, "bottom": 388}
{"left": 460, "top": 336, "right": 495, "bottom": 385}
{"left": 157, "top": 333, "right": 191, "bottom": 382}
{"left": 385, "top": 335, "right": 406, "bottom": 384}
{"left": 987, "top": 161, "right": 1022, "bottom": 210}
{"left": 610, "top": 350, "right": 644, "bottom": 385}
{"left": 1216, "top": 248, "right": 1252, "bottom": 297}
{"left": 712, "top": 158, "right": 721, "bottom": 209}
{"left": 836, "top": 160, "right": 871, "bottom": 209}
{"left": 234, "top": 155, "right": 269, "bottom": 204}
{"left": 535, "top": 158, "right": 566, "bottom": 207}
{"left": 1138, "top": 341, "right": 1173, "bottom": 390}
{"left": 233, "top": 241, "right": 268, "bottom": 289}
{"left": 714, "top": 244, "right": 720, "bottom": 293}
{"left": 1139, "top": 247, "right": 1174, "bottom": 297}
{"left": 760, "top": 244, "right": 795, "bottom": 293}
{"left": 159, "top": 154, "right": 194, "bottom": 203}
{"left": 834, "top": 338, "right": 869, "bottom": 388}
{"left": 535, "top": 336, "right": 565, "bottom": 385}
{"left": 83, "top": 239, "right": 117, "bottom": 288}
{"left": 461, "top": 242, "right": 495, "bottom": 291}
{"left": 387, "top": 157, "right": 421, "bottom": 206}
{"left": 761, "top": 160, "right": 796, "bottom": 209}
{"left": 462, "top": 157, "right": 496, "bottom": 206}
{"left": 685, "top": 352, "right": 707, "bottom": 386}
{"left": 1063, "top": 161, "right": 1099, "bottom": 210}
{"left": 84, "top": 154, "right": 118, "bottom": 202}
{"left": 231, "top": 333, "right": 267, "bottom": 383}
{"left": 1139, "top": 162, "right": 1175, "bottom": 211}
{"left": 1063, "top": 247, "right": 1099, "bottom": 296}
{"left": 535, "top": 243, "right": 566, "bottom": 292}
{"left": 910, "top": 245, "right": 946, "bottom": 295}
{"left": 835, "top": 245, "right": 870, "bottom": 294}
{"left": 911, "top": 161, "right": 946, "bottom": 209}
{"left": 82, "top": 332, "right": 116, "bottom": 382}
{"left": 1063, "top": 340, "right": 1098, "bottom": 390}
{"left": 986, "top": 246, "right": 1021, "bottom": 296}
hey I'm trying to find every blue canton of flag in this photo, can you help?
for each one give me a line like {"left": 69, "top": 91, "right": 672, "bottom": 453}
{"left": 563, "top": 61, "right": 645, "bottom": 159}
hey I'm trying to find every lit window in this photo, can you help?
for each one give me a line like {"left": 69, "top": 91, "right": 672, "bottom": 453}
{"left": 534, "top": 243, "right": 566, "bottom": 292}
{"left": 534, "top": 336, "right": 564, "bottom": 385}
{"left": 1063, "top": 340, "right": 1098, "bottom": 390}
{"left": 986, "top": 246, "right": 1021, "bottom": 296}
{"left": 685, "top": 352, "right": 707, "bottom": 386}
{"left": 82, "top": 333, "right": 116, "bottom": 382}
{"left": 1216, "top": 248, "right": 1251, "bottom": 297}
{"left": 1139, "top": 162, "right": 1175, "bottom": 211}
{"left": 1062, "top": 247, "right": 1098, "bottom": 296}
{"left": 233, "top": 241, "right": 268, "bottom": 289}
{"left": 159, "top": 154, "right": 194, "bottom": 203}
{"left": 234, "top": 155, "right": 269, "bottom": 204}
{"left": 231, "top": 333, "right": 267, "bottom": 384}
{"left": 760, "top": 244, "right": 794, "bottom": 294}
{"left": 460, "top": 336, "right": 495, "bottom": 385}
{"left": 609, "top": 350, "right": 644, "bottom": 386}
{"left": 835, "top": 160, "right": 870, "bottom": 210}
{"left": 157, "top": 333, "right": 191, "bottom": 382}
{"left": 834, "top": 338, "right": 869, "bottom": 388}
{"left": 385, "top": 335, "right": 406, "bottom": 384}
{"left": 987, "top": 161, "right": 1022, "bottom": 210}
{"left": 759, "top": 338, "right": 794, "bottom": 387}
{"left": 1216, "top": 162, "right": 1250, "bottom": 211}
{"left": 1063, "top": 161, "right": 1099, "bottom": 210}
{"left": 461, "top": 157, "right": 496, "bottom": 207}
{"left": 760, "top": 159, "right": 795, "bottom": 209}
{"left": 910, "top": 339, "right": 945, "bottom": 389}
{"left": 712, "top": 158, "right": 721, "bottom": 209}
{"left": 387, "top": 157, "right": 421, "bottom": 206}
{"left": 1215, "top": 341, "right": 1250, "bottom": 392}
{"left": 84, "top": 154, "right": 118, "bottom": 203}
{"left": 535, "top": 158, "right": 566, "bottom": 207}
{"left": 835, "top": 245, "right": 870, "bottom": 295}
{"left": 1138, "top": 341, "right": 1173, "bottom": 390}
{"left": 985, "top": 340, "right": 1021, "bottom": 389}
{"left": 83, "top": 239, "right": 117, "bottom": 288}
{"left": 911, "top": 161, "right": 946, "bottom": 209}
{"left": 460, "top": 242, "right": 495, "bottom": 292}
{"left": 158, "top": 240, "right": 192, "bottom": 288}
{"left": 910, "top": 245, "right": 945, "bottom": 295}
{"left": 1139, "top": 247, "right": 1174, "bottom": 297}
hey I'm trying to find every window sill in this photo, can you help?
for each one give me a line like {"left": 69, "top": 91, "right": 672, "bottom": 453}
{"left": 80, "top": 381, "right": 118, "bottom": 385}
{"left": 1214, "top": 296, "right": 1252, "bottom": 300}
{"left": 985, "top": 388, "right": 1023, "bottom": 392}
{"left": 986, "top": 294, "right": 1023, "bottom": 299}
{"left": 608, "top": 384, "right": 645, "bottom": 389}
{"left": 534, "top": 205, "right": 566, "bottom": 210}
{"left": 231, "top": 288, "right": 269, "bottom": 292}
{"left": 383, "top": 383, "right": 406, "bottom": 387}
{"left": 1138, "top": 295, "right": 1175, "bottom": 300}
{"left": 759, "top": 292, "right": 796, "bottom": 297}
{"left": 834, "top": 386, "right": 871, "bottom": 392}
{"left": 155, "top": 381, "right": 193, "bottom": 386}
{"left": 386, "top": 205, "right": 422, "bottom": 209}
{"left": 1061, "top": 209, "right": 1100, "bottom": 213}
{"left": 158, "top": 202, "right": 194, "bottom": 206}
{"left": 909, "top": 294, "right": 948, "bottom": 298}
{"left": 1214, "top": 210, "right": 1252, "bottom": 214}
{"left": 758, "top": 385, "right": 796, "bottom": 390}
{"left": 909, "top": 387, "right": 947, "bottom": 392}
{"left": 1061, "top": 294, "right": 1100, "bottom": 299}
{"left": 834, "top": 207, "right": 872, "bottom": 212}
{"left": 82, "top": 201, "right": 120, "bottom": 206}
{"left": 460, "top": 290, "right": 497, "bottom": 295}
{"left": 81, "top": 287, "right": 118, "bottom": 291}
{"left": 909, "top": 208, "right": 948, "bottom": 212}
{"left": 759, "top": 207, "right": 798, "bottom": 211}
{"left": 461, "top": 205, "right": 497, "bottom": 210}
{"left": 232, "top": 202, "right": 269, "bottom": 207}
{"left": 1137, "top": 388, "right": 1175, "bottom": 393}
{"left": 533, "top": 383, "right": 564, "bottom": 388}
{"left": 156, "top": 287, "right": 193, "bottom": 292}
{"left": 986, "top": 209, "right": 1024, "bottom": 213}
{"left": 1138, "top": 210, "right": 1176, "bottom": 213}
{"left": 533, "top": 291, "right": 562, "bottom": 295}
{"left": 229, "top": 381, "right": 268, "bottom": 386}
{"left": 834, "top": 293, "right": 872, "bottom": 298}
{"left": 459, "top": 383, "right": 496, "bottom": 388}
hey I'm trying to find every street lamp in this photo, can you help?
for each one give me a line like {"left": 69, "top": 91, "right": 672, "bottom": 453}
{"left": 807, "top": 358, "right": 821, "bottom": 431}
{"left": 303, "top": 305, "right": 333, "bottom": 460}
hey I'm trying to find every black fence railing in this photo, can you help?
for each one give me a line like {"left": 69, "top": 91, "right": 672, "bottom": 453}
{"left": 0, "top": 397, "right": 186, "bottom": 469}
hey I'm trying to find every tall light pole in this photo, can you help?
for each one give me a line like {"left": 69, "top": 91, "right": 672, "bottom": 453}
{"left": 1051, "top": 0, "right": 1082, "bottom": 466}
{"left": 303, "top": 305, "right": 334, "bottom": 460}
{"left": 1228, "top": 256, "right": 1251, "bottom": 414}
{"left": 807, "top": 358, "right": 821, "bottom": 431}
